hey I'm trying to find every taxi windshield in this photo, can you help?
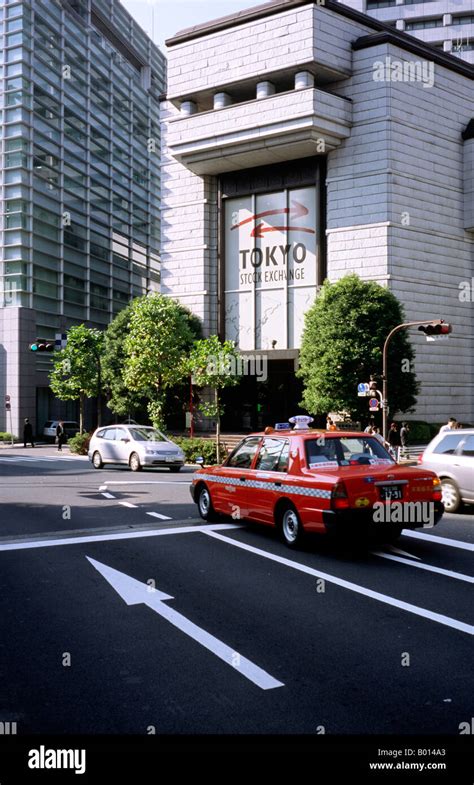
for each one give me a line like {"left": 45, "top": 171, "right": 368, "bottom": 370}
{"left": 305, "top": 436, "right": 394, "bottom": 468}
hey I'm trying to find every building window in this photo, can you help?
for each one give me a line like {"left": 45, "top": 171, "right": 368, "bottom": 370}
{"left": 366, "top": 0, "right": 397, "bottom": 8}
{"left": 405, "top": 18, "right": 443, "bottom": 30}
{"left": 452, "top": 15, "right": 474, "bottom": 26}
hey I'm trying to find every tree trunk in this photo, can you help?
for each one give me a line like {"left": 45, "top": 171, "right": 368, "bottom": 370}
{"left": 215, "top": 387, "right": 221, "bottom": 464}
{"left": 79, "top": 392, "right": 84, "bottom": 435}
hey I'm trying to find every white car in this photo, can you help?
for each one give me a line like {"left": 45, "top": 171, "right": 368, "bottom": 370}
{"left": 418, "top": 428, "right": 474, "bottom": 513}
{"left": 43, "top": 420, "right": 80, "bottom": 443}
{"left": 88, "top": 425, "right": 185, "bottom": 472}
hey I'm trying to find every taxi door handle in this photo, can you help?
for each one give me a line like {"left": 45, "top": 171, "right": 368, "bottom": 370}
{"left": 239, "top": 477, "right": 246, "bottom": 482}
{"left": 275, "top": 481, "right": 282, "bottom": 487}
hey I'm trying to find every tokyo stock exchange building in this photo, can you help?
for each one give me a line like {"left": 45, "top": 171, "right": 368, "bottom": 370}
{"left": 161, "top": 0, "right": 474, "bottom": 430}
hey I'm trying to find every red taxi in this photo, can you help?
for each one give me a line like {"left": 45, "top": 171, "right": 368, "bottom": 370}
{"left": 190, "top": 425, "right": 444, "bottom": 547}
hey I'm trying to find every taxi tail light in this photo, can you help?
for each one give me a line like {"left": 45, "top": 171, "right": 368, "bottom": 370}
{"left": 331, "top": 481, "right": 350, "bottom": 510}
{"left": 417, "top": 452, "right": 424, "bottom": 464}
{"left": 432, "top": 477, "right": 442, "bottom": 502}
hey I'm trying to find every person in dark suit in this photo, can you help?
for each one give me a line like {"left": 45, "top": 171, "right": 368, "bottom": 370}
{"left": 56, "top": 421, "right": 66, "bottom": 451}
{"left": 23, "top": 418, "right": 34, "bottom": 448}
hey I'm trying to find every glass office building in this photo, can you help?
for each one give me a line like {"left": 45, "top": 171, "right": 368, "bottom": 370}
{"left": 0, "top": 0, "right": 165, "bottom": 435}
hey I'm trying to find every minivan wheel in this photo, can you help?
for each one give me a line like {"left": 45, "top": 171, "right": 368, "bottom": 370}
{"left": 92, "top": 451, "right": 103, "bottom": 469}
{"left": 280, "top": 505, "right": 305, "bottom": 548}
{"left": 129, "top": 452, "right": 142, "bottom": 472}
{"left": 441, "top": 479, "right": 461, "bottom": 513}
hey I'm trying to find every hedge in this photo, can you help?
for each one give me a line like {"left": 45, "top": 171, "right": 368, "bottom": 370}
{"left": 172, "top": 436, "right": 225, "bottom": 464}
{"left": 68, "top": 432, "right": 92, "bottom": 455}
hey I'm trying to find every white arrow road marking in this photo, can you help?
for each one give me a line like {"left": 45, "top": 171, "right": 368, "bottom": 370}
{"left": 147, "top": 512, "right": 172, "bottom": 520}
{"left": 386, "top": 544, "right": 421, "bottom": 560}
{"left": 203, "top": 531, "right": 474, "bottom": 637}
{"left": 0, "top": 523, "right": 242, "bottom": 552}
{"left": 86, "top": 557, "right": 283, "bottom": 691}
{"left": 403, "top": 531, "right": 474, "bottom": 552}
{"left": 99, "top": 485, "right": 107, "bottom": 491}
{"left": 371, "top": 551, "right": 474, "bottom": 584}
{"left": 101, "top": 492, "right": 116, "bottom": 499}
{"left": 119, "top": 502, "right": 138, "bottom": 509}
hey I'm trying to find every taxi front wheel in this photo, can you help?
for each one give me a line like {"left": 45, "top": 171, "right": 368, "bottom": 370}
{"left": 197, "top": 484, "right": 219, "bottom": 523}
{"left": 279, "top": 505, "right": 305, "bottom": 548}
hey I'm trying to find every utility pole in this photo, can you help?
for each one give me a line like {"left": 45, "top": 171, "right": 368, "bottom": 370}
{"left": 382, "top": 319, "right": 452, "bottom": 441}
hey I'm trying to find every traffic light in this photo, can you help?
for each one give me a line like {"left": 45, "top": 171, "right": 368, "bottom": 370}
{"left": 418, "top": 322, "right": 452, "bottom": 336}
{"left": 30, "top": 338, "right": 55, "bottom": 352}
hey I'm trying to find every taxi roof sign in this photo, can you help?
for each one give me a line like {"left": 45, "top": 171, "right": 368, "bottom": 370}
{"left": 275, "top": 423, "right": 291, "bottom": 431}
{"left": 289, "top": 415, "right": 314, "bottom": 430}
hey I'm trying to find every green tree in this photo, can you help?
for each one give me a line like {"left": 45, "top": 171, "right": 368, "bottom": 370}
{"left": 49, "top": 324, "right": 105, "bottom": 433}
{"left": 122, "top": 294, "right": 201, "bottom": 429}
{"left": 186, "top": 336, "right": 240, "bottom": 463}
{"left": 102, "top": 303, "right": 143, "bottom": 419}
{"left": 297, "top": 274, "right": 419, "bottom": 421}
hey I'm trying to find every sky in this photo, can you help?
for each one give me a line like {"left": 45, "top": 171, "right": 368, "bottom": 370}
{"left": 121, "top": 0, "right": 259, "bottom": 51}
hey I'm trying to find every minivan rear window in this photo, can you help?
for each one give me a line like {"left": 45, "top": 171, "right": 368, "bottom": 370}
{"left": 433, "top": 434, "right": 463, "bottom": 455}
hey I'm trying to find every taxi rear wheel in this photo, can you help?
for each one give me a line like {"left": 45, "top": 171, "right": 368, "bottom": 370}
{"left": 197, "top": 484, "right": 219, "bottom": 523}
{"left": 279, "top": 505, "right": 304, "bottom": 548}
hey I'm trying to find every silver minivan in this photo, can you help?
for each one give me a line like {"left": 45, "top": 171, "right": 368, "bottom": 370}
{"left": 419, "top": 429, "right": 474, "bottom": 512}
{"left": 88, "top": 425, "right": 185, "bottom": 472}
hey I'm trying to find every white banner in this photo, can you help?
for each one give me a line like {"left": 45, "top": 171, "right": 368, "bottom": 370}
{"left": 224, "top": 186, "right": 317, "bottom": 350}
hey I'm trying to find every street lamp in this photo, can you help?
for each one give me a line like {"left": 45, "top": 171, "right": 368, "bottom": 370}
{"left": 382, "top": 320, "right": 452, "bottom": 441}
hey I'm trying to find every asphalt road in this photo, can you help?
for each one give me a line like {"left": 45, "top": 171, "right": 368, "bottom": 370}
{"left": 0, "top": 445, "right": 473, "bottom": 736}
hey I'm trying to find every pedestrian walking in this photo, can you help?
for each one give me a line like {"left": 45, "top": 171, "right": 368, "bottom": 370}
{"left": 326, "top": 417, "right": 337, "bottom": 431}
{"left": 372, "top": 426, "right": 385, "bottom": 446}
{"left": 56, "top": 421, "right": 65, "bottom": 452}
{"left": 439, "top": 417, "right": 457, "bottom": 433}
{"left": 23, "top": 418, "right": 34, "bottom": 448}
{"left": 400, "top": 422, "right": 410, "bottom": 459}
{"left": 387, "top": 422, "right": 401, "bottom": 461}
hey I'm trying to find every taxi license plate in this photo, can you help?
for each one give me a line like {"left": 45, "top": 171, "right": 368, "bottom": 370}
{"left": 165, "top": 456, "right": 175, "bottom": 463}
{"left": 380, "top": 485, "right": 403, "bottom": 501}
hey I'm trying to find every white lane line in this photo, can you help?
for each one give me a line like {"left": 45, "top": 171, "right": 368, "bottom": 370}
{"left": 403, "top": 530, "right": 474, "bottom": 552}
{"left": 119, "top": 502, "right": 138, "bottom": 509}
{"left": 372, "top": 551, "right": 474, "bottom": 584}
{"left": 147, "top": 512, "right": 172, "bottom": 520}
{"left": 387, "top": 544, "right": 421, "bottom": 561}
{"left": 87, "top": 557, "right": 283, "bottom": 691}
{"left": 101, "top": 492, "right": 116, "bottom": 499}
{"left": 96, "top": 481, "right": 191, "bottom": 485}
{"left": 203, "top": 531, "right": 474, "bottom": 637}
{"left": 0, "top": 523, "right": 242, "bottom": 552}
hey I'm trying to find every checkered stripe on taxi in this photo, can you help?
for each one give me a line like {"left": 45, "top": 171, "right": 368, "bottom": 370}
{"left": 196, "top": 473, "right": 332, "bottom": 499}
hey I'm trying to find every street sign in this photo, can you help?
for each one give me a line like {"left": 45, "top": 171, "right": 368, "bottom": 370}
{"left": 358, "top": 383, "right": 369, "bottom": 393}
{"left": 369, "top": 398, "right": 379, "bottom": 411}
{"left": 425, "top": 335, "right": 450, "bottom": 343}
